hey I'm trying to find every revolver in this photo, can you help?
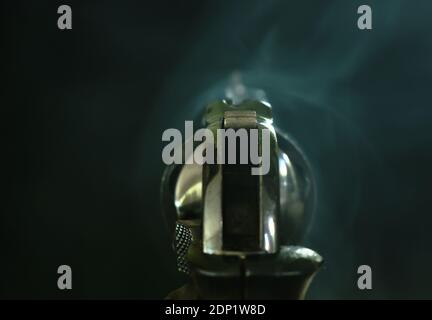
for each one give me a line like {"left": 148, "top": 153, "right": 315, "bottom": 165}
{"left": 161, "top": 99, "right": 322, "bottom": 299}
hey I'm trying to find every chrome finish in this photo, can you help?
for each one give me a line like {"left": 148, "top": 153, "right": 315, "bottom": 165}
{"left": 172, "top": 100, "right": 315, "bottom": 256}
{"left": 162, "top": 98, "right": 322, "bottom": 299}
{"left": 175, "top": 162, "right": 202, "bottom": 223}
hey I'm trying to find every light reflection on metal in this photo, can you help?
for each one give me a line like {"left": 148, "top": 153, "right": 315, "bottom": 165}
{"left": 162, "top": 97, "right": 322, "bottom": 299}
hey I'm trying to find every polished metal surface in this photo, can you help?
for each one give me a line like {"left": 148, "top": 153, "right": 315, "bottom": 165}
{"left": 163, "top": 99, "right": 321, "bottom": 299}
{"left": 174, "top": 162, "right": 202, "bottom": 222}
{"left": 172, "top": 100, "right": 315, "bottom": 255}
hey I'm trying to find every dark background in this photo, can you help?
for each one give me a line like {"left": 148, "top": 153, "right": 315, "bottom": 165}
{"left": 1, "top": 0, "right": 432, "bottom": 299}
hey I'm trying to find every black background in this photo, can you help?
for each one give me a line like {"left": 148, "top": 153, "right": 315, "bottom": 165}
{"left": 2, "top": 0, "right": 432, "bottom": 299}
